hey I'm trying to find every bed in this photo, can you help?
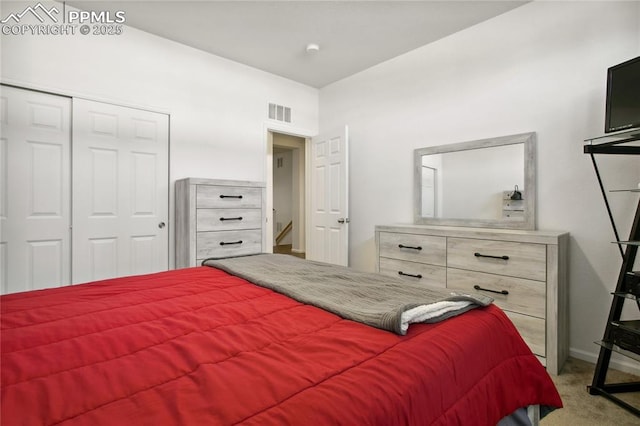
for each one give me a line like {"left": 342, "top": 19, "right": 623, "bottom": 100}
{"left": 1, "top": 254, "right": 562, "bottom": 425}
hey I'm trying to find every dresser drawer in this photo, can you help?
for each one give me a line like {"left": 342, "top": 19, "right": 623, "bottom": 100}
{"left": 197, "top": 208, "right": 262, "bottom": 232}
{"left": 447, "top": 268, "right": 545, "bottom": 318}
{"left": 197, "top": 185, "right": 262, "bottom": 209}
{"left": 378, "top": 232, "right": 446, "bottom": 266}
{"left": 504, "top": 311, "right": 546, "bottom": 357}
{"left": 196, "top": 229, "right": 262, "bottom": 260}
{"left": 447, "top": 237, "right": 546, "bottom": 281}
{"left": 379, "top": 258, "right": 446, "bottom": 287}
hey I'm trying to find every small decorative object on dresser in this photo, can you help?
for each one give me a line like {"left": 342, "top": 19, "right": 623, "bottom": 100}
{"left": 375, "top": 224, "right": 569, "bottom": 375}
{"left": 175, "top": 178, "right": 266, "bottom": 268}
{"left": 503, "top": 189, "right": 526, "bottom": 219}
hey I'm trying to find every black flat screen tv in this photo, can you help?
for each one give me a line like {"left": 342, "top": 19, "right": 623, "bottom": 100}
{"left": 605, "top": 56, "right": 640, "bottom": 133}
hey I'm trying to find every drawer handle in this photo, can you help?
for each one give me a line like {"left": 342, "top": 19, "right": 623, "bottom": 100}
{"left": 399, "top": 271, "right": 423, "bottom": 279}
{"left": 398, "top": 244, "right": 422, "bottom": 251}
{"left": 220, "top": 195, "right": 243, "bottom": 199}
{"left": 474, "top": 284, "right": 509, "bottom": 295}
{"left": 220, "top": 240, "right": 243, "bottom": 246}
{"left": 474, "top": 252, "right": 509, "bottom": 261}
{"left": 220, "top": 216, "right": 243, "bottom": 221}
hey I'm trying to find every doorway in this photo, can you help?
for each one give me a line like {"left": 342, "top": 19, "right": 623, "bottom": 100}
{"left": 271, "top": 132, "right": 306, "bottom": 258}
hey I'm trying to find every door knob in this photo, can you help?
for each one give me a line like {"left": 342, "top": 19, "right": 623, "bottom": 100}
{"left": 337, "top": 218, "right": 350, "bottom": 224}
{"left": 158, "top": 222, "right": 166, "bottom": 229}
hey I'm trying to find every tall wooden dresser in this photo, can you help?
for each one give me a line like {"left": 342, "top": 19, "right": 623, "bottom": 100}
{"left": 375, "top": 224, "right": 569, "bottom": 375}
{"left": 175, "top": 178, "right": 266, "bottom": 268}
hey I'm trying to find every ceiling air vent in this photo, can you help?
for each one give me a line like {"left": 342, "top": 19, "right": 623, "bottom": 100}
{"left": 268, "top": 103, "right": 291, "bottom": 123}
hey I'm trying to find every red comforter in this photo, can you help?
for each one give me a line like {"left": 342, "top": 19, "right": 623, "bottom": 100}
{"left": 1, "top": 266, "right": 561, "bottom": 425}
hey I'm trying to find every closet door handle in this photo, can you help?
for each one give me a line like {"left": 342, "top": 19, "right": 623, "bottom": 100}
{"left": 399, "top": 271, "right": 423, "bottom": 279}
{"left": 474, "top": 252, "right": 509, "bottom": 261}
{"left": 474, "top": 285, "right": 509, "bottom": 295}
{"left": 220, "top": 240, "right": 243, "bottom": 246}
{"left": 220, "top": 217, "right": 243, "bottom": 221}
{"left": 219, "top": 195, "right": 243, "bottom": 199}
{"left": 398, "top": 244, "right": 422, "bottom": 251}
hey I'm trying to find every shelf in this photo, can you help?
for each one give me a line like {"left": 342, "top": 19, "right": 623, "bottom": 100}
{"left": 595, "top": 340, "right": 640, "bottom": 363}
{"left": 584, "top": 129, "right": 640, "bottom": 146}
{"left": 583, "top": 129, "right": 640, "bottom": 155}
{"left": 613, "top": 241, "right": 640, "bottom": 246}
{"left": 612, "top": 292, "right": 638, "bottom": 301}
{"left": 587, "top": 132, "right": 640, "bottom": 418}
{"left": 585, "top": 145, "right": 640, "bottom": 155}
{"left": 611, "top": 320, "right": 640, "bottom": 335}
{"left": 608, "top": 321, "right": 640, "bottom": 357}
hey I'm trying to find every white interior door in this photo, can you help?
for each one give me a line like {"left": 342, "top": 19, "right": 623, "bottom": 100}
{"left": 308, "top": 126, "right": 349, "bottom": 266}
{"left": 0, "top": 85, "right": 72, "bottom": 294}
{"left": 72, "top": 99, "right": 169, "bottom": 284}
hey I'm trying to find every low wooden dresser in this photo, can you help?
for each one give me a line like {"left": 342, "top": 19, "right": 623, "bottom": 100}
{"left": 176, "top": 178, "right": 266, "bottom": 268}
{"left": 375, "top": 224, "right": 569, "bottom": 375}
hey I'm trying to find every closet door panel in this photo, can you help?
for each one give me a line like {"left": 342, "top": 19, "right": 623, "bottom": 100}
{"left": 0, "top": 86, "right": 71, "bottom": 294}
{"left": 72, "top": 99, "right": 169, "bottom": 284}
{"left": 132, "top": 152, "right": 157, "bottom": 215}
{"left": 88, "top": 237, "right": 118, "bottom": 281}
{"left": 89, "top": 147, "right": 119, "bottom": 216}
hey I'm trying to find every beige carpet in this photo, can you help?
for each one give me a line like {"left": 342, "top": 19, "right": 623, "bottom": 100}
{"left": 542, "top": 357, "right": 640, "bottom": 425}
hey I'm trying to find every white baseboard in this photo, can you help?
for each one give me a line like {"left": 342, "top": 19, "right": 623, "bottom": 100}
{"left": 570, "top": 347, "right": 640, "bottom": 376}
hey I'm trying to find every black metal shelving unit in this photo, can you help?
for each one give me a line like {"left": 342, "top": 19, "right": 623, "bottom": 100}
{"left": 585, "top": 129, "right": 640, "bottom": 417}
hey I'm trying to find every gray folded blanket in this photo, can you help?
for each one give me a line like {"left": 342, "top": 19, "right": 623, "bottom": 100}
{"left": 203, "top": 254, "right": 492, "bottom": 335}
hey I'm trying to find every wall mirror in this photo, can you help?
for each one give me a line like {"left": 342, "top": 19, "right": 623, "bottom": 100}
{"left": 414, "top": 132, "right": 536, "bottom": 229}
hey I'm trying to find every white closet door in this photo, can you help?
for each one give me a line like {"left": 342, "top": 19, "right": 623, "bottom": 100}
{"left": 0, "top": 86, "right": 72, "bottom": 294}
{"left": 72, "top": 99, "right": 169, "bottom": 284}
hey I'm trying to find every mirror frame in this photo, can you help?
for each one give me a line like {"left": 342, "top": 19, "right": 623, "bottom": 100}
{"left": 413, "top": 132, "right": 536, "bottom": 230}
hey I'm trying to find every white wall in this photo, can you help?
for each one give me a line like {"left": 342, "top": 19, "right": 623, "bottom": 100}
{"left": 320, "top": 1, "right": 640, "bottom": 371}
{"left": 1, "top": 1, "right": 319, "bottom": 266}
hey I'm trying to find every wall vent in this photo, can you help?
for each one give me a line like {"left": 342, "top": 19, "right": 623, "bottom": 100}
{"left": 268, "top": 103, "right": 291, "bottom": 123}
